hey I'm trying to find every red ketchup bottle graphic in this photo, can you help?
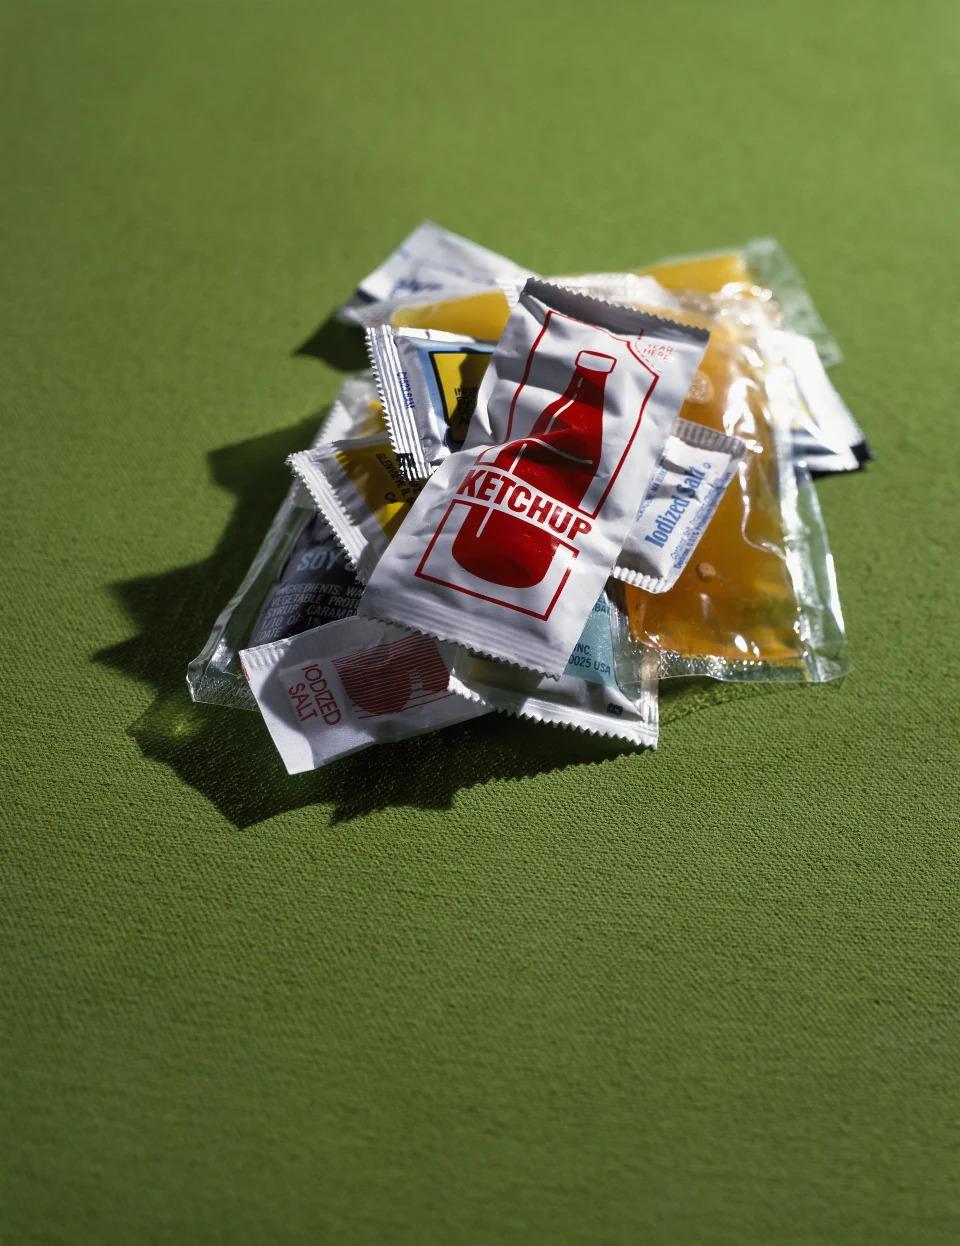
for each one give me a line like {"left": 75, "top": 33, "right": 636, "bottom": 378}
{"left": 452, "top": 350, "right": 615, "bottom": 587}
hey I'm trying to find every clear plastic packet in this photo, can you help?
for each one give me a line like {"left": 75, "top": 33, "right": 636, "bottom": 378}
{"left": 186, "top": 375, "right": 378, "bottom": 710}
{"left": 240, "top": 616, "right": 487, "bottom": 774}
{"left": 338, "top": 220, "right": 533, "bottom": 326}
{"left": 319, "top": 373, "right": 387, "bottom": 443}
{"left": 613, "top": 417, "right": 747, "bottom": 591}
{"left": 358, "top": 279, "right": 709, "bottom": 677}
{"left": 288, "top": 434, "right": 421, "bottom": 582}
{"left": 635, "top": 237, "right": 843, "bottom": 368}
{"left": 638, "top": 281, "right": 868, "bottom": 475}
{"left": 772, "top": 329, "right": 867, "bottom": 473}
{"left": 612, "top": 332, "right": 851, "bottom": 684}
{"left": 450, "top": 588, "right": 659, "bottom": 746}
{"left": 365, "top": 326, "right": 495, "bottom": 479}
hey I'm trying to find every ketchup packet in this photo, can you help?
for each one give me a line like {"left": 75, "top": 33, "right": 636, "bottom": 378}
{"left": 450, "top": 589, "right": 658, "bottom": 745}
{"left": 366, "top": 326, "right": 494, "bottom": 480}
{"left": 360, "top": 324, "right": 745, "bottom": 594}
{"left": 338, "top": 220, "right": 533, "bottom": 327}
{"left": 613, "top": 417, "right": 747, "bottom": 591}
{"left": 241, "top": 617, "right": 487, "bottom": 774}
{"left": 288, "top": 434, "right": 421, "bottom": 581}
{"left": 358, "top": 279, "right": 709, "bottom": 676}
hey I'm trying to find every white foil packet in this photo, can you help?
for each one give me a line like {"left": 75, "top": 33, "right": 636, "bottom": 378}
{"left": 613, "top": 417, "right": 747, "bottom": 591}
{"left": 450, "top": 590, "right": 658, "bottom": 746}
{"left": 358, "top": 279, "right": 709, "bottom": 677}
{"left": 338, "top": 221, "right": 533, "bottom": 326}
{"left": 366, "top": 326, "right": 494, "bottom": 480}
{"left": 241, "top": 616, "right": 487, "bottom": 775}
{"left": 288, "top": 434, "right": 420, "bottom": 582}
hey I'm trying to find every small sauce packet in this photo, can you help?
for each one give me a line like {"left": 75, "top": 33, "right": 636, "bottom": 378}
{"left": 365, "top": 326, "right": 494, "bottom": 479}
{"left": 288, "top": 434, "right": 421, "bottom": 582}
{"left": 338, "top": 220, "right": 532, "bottom": 326}
{"left": 357, "top": 279, "right": 709, "bottom": 677}
{"left": 246, "top": 512, "right": 362, "bottom": 648}
{"left": 613, "top": 417, "right": 747, "bottom": 591}
{"left": 449, "top": 589, "right": 658, "bottom": 746}
{"left": 240, "top": 617, "right": 487, "bottom": 775}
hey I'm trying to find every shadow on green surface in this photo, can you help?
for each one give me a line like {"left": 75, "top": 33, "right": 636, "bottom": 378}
{"left": 94, "top": 413, "right": 669, "bottom": 829}
{"left": 293, "top": 313, "right": 370, "bottom": 372}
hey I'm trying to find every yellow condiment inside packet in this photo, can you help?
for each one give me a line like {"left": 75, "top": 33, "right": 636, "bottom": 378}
{"left": 635, "top": 251, "right": 751, "bottom": 295}
{"left": 332, "top": 439, "right": 418, "bottom": 542}
{"left": 390, "top": 290, "right": 512, "bottom": 343}
{"left": 621, "top": 322, "right": 806, "bottom": 666}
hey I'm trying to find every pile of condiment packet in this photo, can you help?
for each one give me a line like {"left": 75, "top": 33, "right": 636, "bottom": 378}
{"left": 187, "top": 224, "right": 867, "bottom": 774}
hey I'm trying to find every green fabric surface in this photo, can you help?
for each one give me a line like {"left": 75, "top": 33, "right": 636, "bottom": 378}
{"left": 3, "top": 1, "right": 959, "bottom": 1242}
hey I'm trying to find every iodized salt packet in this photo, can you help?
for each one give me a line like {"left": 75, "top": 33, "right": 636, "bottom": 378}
{"left": 241, "top": 616, "right": 487, "bottom": 775}
{"left": 357, "top": 279, "right": 709, "bottom": 677}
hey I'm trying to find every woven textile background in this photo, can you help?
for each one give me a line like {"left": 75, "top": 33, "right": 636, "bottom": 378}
{"left": 2, "top": 2, "right": 959, "bottom": 1242}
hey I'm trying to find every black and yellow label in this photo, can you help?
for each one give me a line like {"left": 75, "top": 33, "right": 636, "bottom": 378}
{"left": 429, "top": 350, "right": 491, "bottom": 443}
{"left": 334, "top": 444, "right": 422, "bottom": 538}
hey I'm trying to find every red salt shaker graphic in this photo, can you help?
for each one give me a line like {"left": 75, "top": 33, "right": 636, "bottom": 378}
{"left": 452, "top": 350, "right": 616, "bottom": 587}
{"left": 332, "top": 634, "right": 450, "bottom": 717}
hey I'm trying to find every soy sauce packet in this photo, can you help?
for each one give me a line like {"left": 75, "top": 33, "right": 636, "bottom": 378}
{"left": 241, "top": 616, "right": 486, "bottom": 774}
{"left": 186, "top": 375, "right": 378, "bottom": 710}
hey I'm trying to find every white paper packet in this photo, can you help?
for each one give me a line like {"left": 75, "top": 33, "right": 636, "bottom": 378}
{"left": 288, "top": 434, "right": 420, "bottom": 582}
{"left": 357, "top": 279, "right": 709, "bottom": 677}
{"left": 613, "top": 417, "right": 747, "bottom": 591}
{"left": 241, "top": 616, "right": 487, "bottom": 775}
{"left": 450, "top": 589, "right": 658, "bottom": 746}
{"left": 338, "top": 221, "right": 533, "bottom": 326}
{"left": 300, "top": 410, "right": 743, "bottom": 601}
{"left": 365, "top": 326, "right": 494, "bottom": 480}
